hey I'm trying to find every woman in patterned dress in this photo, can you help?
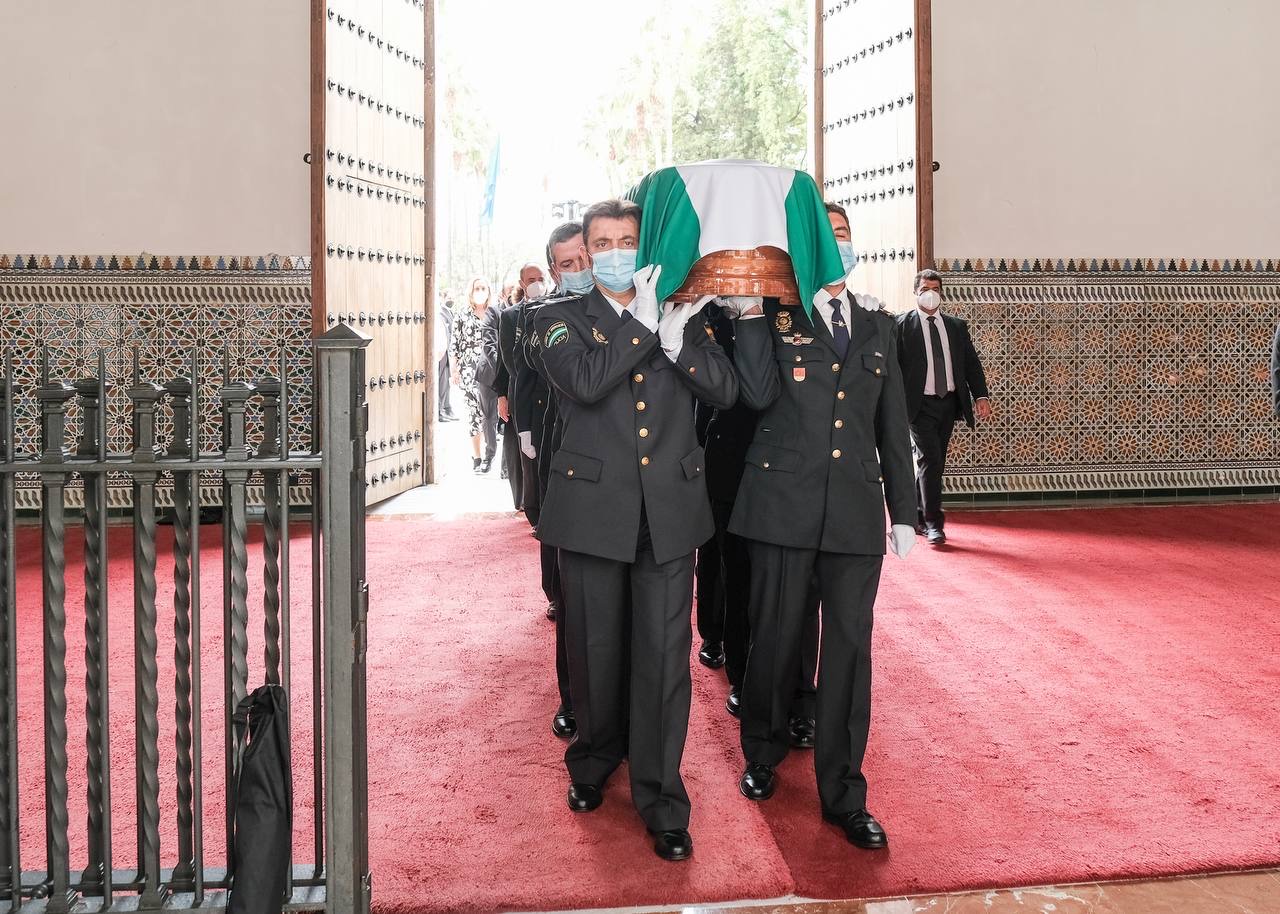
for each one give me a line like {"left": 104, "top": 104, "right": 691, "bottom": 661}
{"left": 449, "top": 277, "right": 500, "bottom": 473}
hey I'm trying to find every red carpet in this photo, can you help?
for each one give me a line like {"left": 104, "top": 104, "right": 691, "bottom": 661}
{"left": 12, "top": 503, "right": 1280, "bottom": 912}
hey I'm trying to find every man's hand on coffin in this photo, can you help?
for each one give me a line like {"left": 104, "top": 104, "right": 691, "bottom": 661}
{"left": 632, "top": 264, "right": 662, "bottom": 332}
{"left": 658, "top": 298, "right": 702, "bottom": 358}
{"left": 854, "top": 293, "right": 884, "bottom": 313}
{"left": 720, "top": 296, "right": 764, "bottom": 319}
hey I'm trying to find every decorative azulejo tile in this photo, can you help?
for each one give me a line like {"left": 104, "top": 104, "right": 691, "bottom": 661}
{"left": 939, "top": 265, "right": 1280, "bottom": 493}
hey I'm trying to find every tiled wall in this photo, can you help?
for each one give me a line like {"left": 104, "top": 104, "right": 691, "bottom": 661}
{"left": 0, "top": 255, "right": 312, "bottom": 507}
{"left": 934, "top": 259, "right": 1280, "bottom": 494}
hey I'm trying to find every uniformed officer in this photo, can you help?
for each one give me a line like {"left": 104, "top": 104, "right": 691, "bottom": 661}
{"left": 697, "top": 302, "right": 821, "bottom": 747}
{"left": 724, "top": 271, "right": 916, "bottom": 849}
{"left": 518, "top": 222, "right": 592, "bottom": 740}
{"left": 533, "top": 198, "right": 737, "bottom": 861}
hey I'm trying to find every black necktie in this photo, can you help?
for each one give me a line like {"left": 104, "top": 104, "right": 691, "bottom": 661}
{"left": 830, "top": 297, "right": 850, "bottom": 360}
{"left": 927, "top": 315, "right": 947, "bottom": 396}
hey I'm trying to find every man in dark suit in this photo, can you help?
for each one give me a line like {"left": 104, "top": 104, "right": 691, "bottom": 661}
{"left": 519, "top": 223, "right": 590, "bottom": 739}
{"left": 697, "top": 303, "right": 820, "bottom": 747}
{"left": 497, "top": 263, "right": 549, "bottom": 509}
{"left": 894, "top": 269, "right": 992, "bottom": 545}
{"left": 1271, "top": 320, "right": 1280, "bottom": 418}
{"left": 533, "top": 198, "right": 737, "bottom": 861}
{"left": 725, "top": 274, "right": 916, "bottom": 849}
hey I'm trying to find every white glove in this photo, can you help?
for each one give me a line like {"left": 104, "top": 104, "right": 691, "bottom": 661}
{"left": 719, "top": 295, "right": 763, "bottom": 319}
{"left": 658, "top": 299, "right": 701, "bottom": 360}
{"left": 853, "top": 293, "right": 884, "bottom": 313}
{"left": 889, "top": 523, "right": 915, "bottom": 560}
{"left": 631, "top": 263, "right": 661, "bottom": 332}
{"left": 518, "top": 431, "right": 536, "bottom": 460}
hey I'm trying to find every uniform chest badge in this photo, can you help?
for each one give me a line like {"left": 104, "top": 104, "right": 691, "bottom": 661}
{"left": 592, "top": 327, "right": 608, "bottom": 344}
{"left": 544, "top": 321, "right": 569, "bottom": 347}
{"left": 793, "top": 367, "right": 806, "bottom": 382}
{"left": 775, "top": 311, "right": 793, "bottom": 333}
{"left": 790, "top": 334, "right": 815, "bottom": 346}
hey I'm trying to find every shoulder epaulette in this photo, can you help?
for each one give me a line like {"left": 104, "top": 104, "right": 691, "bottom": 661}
{"left": 527, "top": 292, "right": 583, "bottom": 311}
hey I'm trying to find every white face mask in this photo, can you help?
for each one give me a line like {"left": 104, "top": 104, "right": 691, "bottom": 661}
{"left": 524, "top": 280, "right": 547, "bottom": 300}
{"left": 917, "top": 289, "right": 942, "bottom": 312}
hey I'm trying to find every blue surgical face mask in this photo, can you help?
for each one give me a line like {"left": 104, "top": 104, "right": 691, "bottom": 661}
{"left": 558, "top": 268, "right": 594, "bottom": 295}
{"left": 837, "top": 240, "right": 859, "bottom": 274}
{"left": 590, "top": 248, "right": 638, "bottom": 293}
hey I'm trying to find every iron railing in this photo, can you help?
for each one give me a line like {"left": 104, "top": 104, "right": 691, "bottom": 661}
{"left": 0, "top": 324, "right": 371, "bottom": 914}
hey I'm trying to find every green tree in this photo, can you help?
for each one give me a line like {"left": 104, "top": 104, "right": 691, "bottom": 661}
{"left": 671, "top": 0, "right": 807, "bottom": 168}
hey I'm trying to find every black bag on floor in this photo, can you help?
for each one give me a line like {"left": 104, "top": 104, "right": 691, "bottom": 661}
{"left": 228, "top": 684, "right": 292, "bottom": 914}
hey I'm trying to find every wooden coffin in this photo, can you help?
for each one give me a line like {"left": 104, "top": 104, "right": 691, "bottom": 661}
{"left": 668, "top": 246, "right": 801, "bottom": 305}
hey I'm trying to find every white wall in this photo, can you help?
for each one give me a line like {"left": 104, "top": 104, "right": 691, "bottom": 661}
{"left": 0, "top": 1, "right": 309, "bottom": 254}
{"left": 932, "top": 0, "right": 1280, "bottom": 258}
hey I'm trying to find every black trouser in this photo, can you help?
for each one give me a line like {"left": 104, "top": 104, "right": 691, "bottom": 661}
{"left": 740, "top": 542, "right": 883, "bottom": 816}
{"left": 712, "top": 498, "right": 817, "bottom": 718}
{"left": 559, "top": 545, "right": 694, "bottom": 832}
{"left": 436, "top": 353, "right": 454, "bottom": 417}
{"left": 910, "top": 393, "right": 957, "bottom": 528}
{"left": 501, "top": 421, "right": 521, "bottom": 506}
{"left": 550, "top": 552, "right": 571, "bottom": 711}
{"left": 521, "top": 452, "right": 541, "bottom": 527}
{"left": 694, "top": 534, "right": 724, "bottom": 645}
{"left": 477, "top": 385, "right": 499, "bottom": 461}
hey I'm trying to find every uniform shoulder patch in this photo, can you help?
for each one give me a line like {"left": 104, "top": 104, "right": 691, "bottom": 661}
{"left": 544, "top": 320, "right": 570, "bottom": 348}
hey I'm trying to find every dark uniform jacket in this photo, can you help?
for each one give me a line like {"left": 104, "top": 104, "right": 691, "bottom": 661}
{"left": 493, "top": 302, "right": 521, "bottom": 400}
{"left": 701, "top": 303, "right": 759, "bottom": 503}
{"left": 729, "top": 295, "right": 915, "bottom": 555}
{"left": 894, "top": 309, "right": 989, "bottom": 428}
{"left": 533, "top": 288, "right": 739, "bottom": 565}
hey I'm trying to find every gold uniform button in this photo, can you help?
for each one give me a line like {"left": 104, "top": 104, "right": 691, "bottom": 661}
{"left": 636, "top": 401, "right": 646, "bottom": 411}
{"left": 834, "top": 419, "right": 844, "bottom": 429}
{"left": 632, "top": 337, "right": 641, "bottom": 345}
{"left": 641, "top": 456, "right": 650, "bottom": 466}
{"left": 688, "top": 366, "right": 696, "bottom": 374}
{"left": 762, "top": 462, "right": 770, "bottom": 469}
{"left": 832, "top": 449, "right": 842, "bottom": 459}
{"left": 878, "top": 475, "right": 884, "bottom": 482}
{"left": 634, "top": 373, "right": 644, "bottom": 382}
{"left": 832, "top": 363, "right": 841, "bottom": 372}
{"left": 794, "top": 355, "right": 802, "bottom": 363}
{"left": 837, "top": 391, "right": 846, "bottom": 400}
{"left": 875, "top": 368, "right": 882, "bottom": 375}
{"left": 566, "top": 469, "right": 574, "bottom": 477}
{"left": 639, "top": 428, "right": 649, "bottom": 438}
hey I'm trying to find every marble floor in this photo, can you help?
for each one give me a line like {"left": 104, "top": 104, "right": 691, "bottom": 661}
{"left": 602, "top": 869, "right": 1280, "bottom": 914}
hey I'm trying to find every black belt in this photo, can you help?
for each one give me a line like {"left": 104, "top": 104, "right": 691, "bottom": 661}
{"left": 923, "top": 391, "right": 956, "bottom": 400}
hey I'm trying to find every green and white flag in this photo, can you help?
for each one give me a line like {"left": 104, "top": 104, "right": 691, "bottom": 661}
{"left": 625, "top": 159, "right": 845, "bottom": 317}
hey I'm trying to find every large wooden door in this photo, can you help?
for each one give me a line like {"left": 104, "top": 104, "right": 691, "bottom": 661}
{"left": 312, "top": 0, "right": 432, "bottom": 501}
{"left": 815, "top": 0, "right": 930, "bottom": 311}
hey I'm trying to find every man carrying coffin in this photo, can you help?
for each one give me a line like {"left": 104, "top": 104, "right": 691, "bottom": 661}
{"left": 723, "top": 245, "right": 917, "bottom": 850}
{"left": 532, "top": 198, "right": 737, "bottom": 861}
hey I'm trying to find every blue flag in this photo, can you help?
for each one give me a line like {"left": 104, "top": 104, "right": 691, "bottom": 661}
{"left": 480, "top": 137, "right": 501, "bottom": 225}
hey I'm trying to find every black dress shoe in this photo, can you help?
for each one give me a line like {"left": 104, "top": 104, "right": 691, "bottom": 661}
{"left": 789, "top": 715, "right": 816, "bottom": 749}
{"left": 725, "top": 688, "right": 741, "bottom": 719}
{"left": 739, "top": 763, "right": 776, "bottom": 801}
{"left": 698, "top": 640, "right": 726, "bottom": 669}
{"left": 472, "top": 457, "right": 483, "bottom": 473}
{"left": 649, "top": 827, "right": 693, "bottom": 861}
{"left": 552, "top": 708, "right": 576, "bottom": 739}
{"left": 546, "top": 602, "right": 558, "bottom": 621}
{"left": 822, "top": 808, "right": 888, "bottom": 849}
{"left": 479, "top": 457, "right": 493, "bottom": 473}
{"left": 566, "top": 783, "right": 602, "bottom": 812}
{"left": 926, "top": 525, "right": 946, "bottom": 545}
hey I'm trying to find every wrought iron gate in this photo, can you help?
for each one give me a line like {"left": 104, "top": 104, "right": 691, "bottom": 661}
{"left": 0, "top": 324, "right": 371, "bottom": 914}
